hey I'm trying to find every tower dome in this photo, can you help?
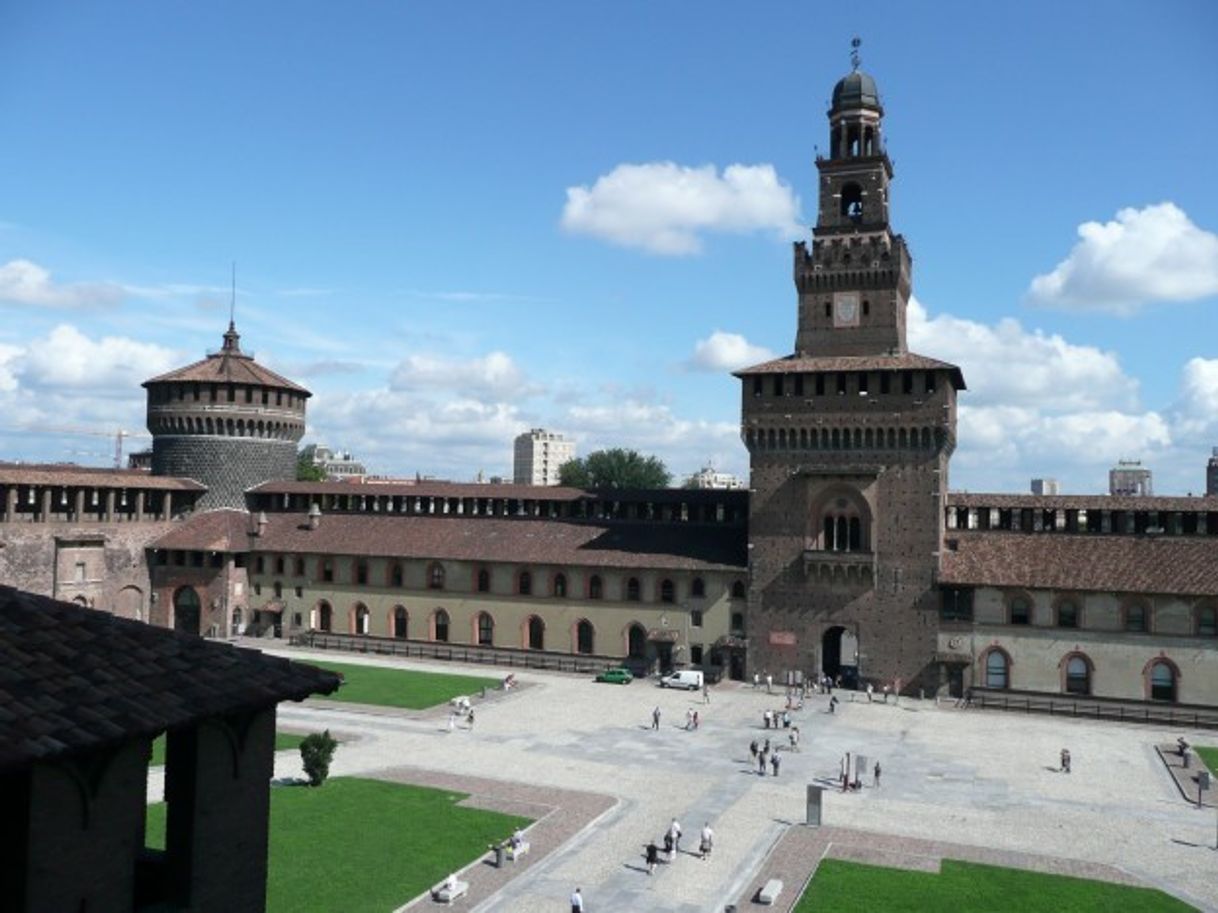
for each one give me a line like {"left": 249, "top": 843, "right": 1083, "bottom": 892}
{"left": 831, "top": 69, "right": 881, "bottom": 114}
{"left": 143, "top": 323, "right": 311, "bottom": 510}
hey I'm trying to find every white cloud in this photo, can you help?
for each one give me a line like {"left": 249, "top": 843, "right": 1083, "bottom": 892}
{"left": 0, "top": 259, "right": 124, "bottom": 309}
{"left": 561, "top": 162, "right": 801, "bottom": 255}
{"left": 390, "top": 351, "right": 534, "bottom": 401}
{"left": 21, "top": 324, "right": 180, "bottom": 391}
{"left": 1172, "top": 357, "right": 1218, "bottom": 441}
{"left": 687, "top": 331, "right": 775, "bottom": 372}
{"left": 1028, "top": 203, "right": 1218, "bottom": 313}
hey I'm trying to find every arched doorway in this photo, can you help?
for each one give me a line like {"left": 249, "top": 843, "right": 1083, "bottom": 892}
{"left": 317, "top": 600, "right": 333, "bottom": 632}
{"left": 627, "top": 623, "right": 647, "bottom": 660}
{"left": 392, "top": 606, "right": 408, "bottom": 639}
{"left": 477, "top": 611, "right": 494, "bottom": 646}
{"left": 173, "top": 586, "right": 200, "bottom": 635}
{"left": 433, "top": 608, "right": 450, "bottom": 642}
{"left": 352, "top": 603, "right": 369, "bottom": 635}
{"left": 576, "top": 619, "right": 594, "bottom": 655}
{"left": 527, "top": 616, "right": 545, "bottom": 650}
{"left": 1148, "top": 660, "right": 1176, "bottom": 702}
{"left": 821, "top": 626, "right": 859, "bottom": 688}
{"left": 116, "top": 585, "right": 143, "bottom": 621}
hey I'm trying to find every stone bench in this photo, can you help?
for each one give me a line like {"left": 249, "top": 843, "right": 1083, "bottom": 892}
{"left": 758, "top": 878, "right": 784, "bottom": 905}
{"left": 506, "top": 840, "right": 531, "bottom": 861}
{"left": 431, "top": 878, "right": 469, "bottom": 904}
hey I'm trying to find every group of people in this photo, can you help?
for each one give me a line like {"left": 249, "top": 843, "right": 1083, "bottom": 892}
{"left": 644, "top": 819, "right": 715, "bottom": 874}
{"left": 749, "top": 738, "right": 783, "bottom": 776}
{"left": 762, "top": 707, "right": 794, "bottom": 729}
{"left": 685, "top": 708, "right": 702, "bottom": 730}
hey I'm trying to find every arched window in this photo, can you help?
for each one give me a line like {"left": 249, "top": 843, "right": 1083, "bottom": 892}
{"left": 627, "top": 623, "right": 647, "bottom": 658}
{"left": 392, "top": 606, "right": 408, "bottom": 639}
{"left": 1124, "top": 602, "right": 1148, "bottom": 633}
{"left": 476, "top": 568, "right": 491, "bottom": 593}
{"left": 626, "top": 578, "right": 641, "bottom": 601}
{"left": 1197, "top": 605, "right": 1217, "bottom": 637}
{"left": 518, "top": 570, "right": 533, "bottom": 596}
{"left": 1064, "top": 655, "right": 1090, "bottom": 695}
{"left": 433, "top": 609, "right": 450, "bottom": 643}
{"left": 477, "top": 612, "right": 494, "bottom": 646}
{"left": 553, "top": 573, "right": 567, "bottom": 598}
{"left": 1149, "top": 660, "right": 1176, "bottom": 702}
{"left": 352, "top": 603, "right": 369, "bottom": 635}
{"left": 840, "top": 182, "right": 863, "bottom": 221}
{"left": 576, "top": 619, "right": 594, "bottom": 655}
{"left": 691, "top": 577, "right": 705, "bottom": 598}
{"left": 316, "top": 600, "right": 332, "bottom": 632}
{"left": 1056, "top": 601, "right": 1079, "bottom": 629}
{"left": 428, "top": 562, "right": 445, "bottom": 590}
{"left": 660, "top": 579, "right": 675, "bottom": 604}
{"left": 984, "top": 649, "right": 1009, "bottom": 689}
{"left": 588, "top": 575, "right": 603, "bottom": 600}
{"left": 817, "top": 490, "right": 870, "bottom": 553}
{"left": 731, "top": 580, "right": 746, "bottom": 599}
{"left": 527, "top": 616, "right": 545, "bottom": 650}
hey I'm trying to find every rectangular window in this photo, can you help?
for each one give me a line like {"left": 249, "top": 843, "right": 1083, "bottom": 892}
{"left": 191, "top": 551, "right": 204, "bottom": 568}
{"left": 322, "top": 559, "right": 334, "bottom": 583}
{"left": 274, "top": 556, "right": 285, "bottom": 575}
{"left": 939, "top": 587, "right": 974, "bottom": 622}
{"left": 294, "top": 586, "right": 303, "bottom": 598}
{"left": 857, "top": 372, "right": 869, "bottom": 395}
{"left": 925, "top": 371, "right": 937, "bottom": 394}
{"left": 793, "top": 374, "right": 804, "bottom": 396}
{"left": 74, "top": 561, "right": 86, "bottom": 582}
{"left": 355, "top": 561, "right": 368, "bottom": 585}
{"left": 690, "top": 645, "right": 704, "bottom": 665}
{"left": 232, "top": 554, "right": 245, "bottom": 568}
{"left": 880, "top": 372, "right": 891, "bottom": 394}
{"left": 293, "top": 612, "right": 303, "bottom": 627}
{"left": 835, "top": 373, "right": 847, "bottom": 395}
{"left": 1009, "top": 599, "right": 1031, "bottom": 625}
{"left": 815, "top": 374, "right": 825, "bottom": 396}
{"left": 752, "top": 376, "right": 763, "bottom": 396}
{"left": 691, "top": 610, "right": 703, "bottom": 628}
{"left": 294, "top": 557, "right": 305, "bottom": 576}
{"left": 773, "top": 375, "right": 784, "bottom": 396}
{"left": 902, "top": 372, "right": 914, "bottom": 394}
{"left": 255, "top": 556, "right": 265, "bottom": 574}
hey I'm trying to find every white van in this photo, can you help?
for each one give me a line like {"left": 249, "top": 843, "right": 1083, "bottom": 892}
{"left": 659, "top": 670, "right": 704, "bottom": 691}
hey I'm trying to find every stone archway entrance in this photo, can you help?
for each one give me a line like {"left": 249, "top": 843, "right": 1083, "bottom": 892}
{"left": 173, "top": 586, "right": 201, "bottom": 635}
{"left": 822, "top": 625, "right": 859, "bottom": 689}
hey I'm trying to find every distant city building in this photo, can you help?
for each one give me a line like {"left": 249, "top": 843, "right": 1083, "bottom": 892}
{"left": 1208, "top": 448, "right": 1218, "bottom": 497}
{"left": 1030, "top": 478, "right": 1059, "bottom": 496}
{"left": 127, "top": 449, "right": 154, "bottom": 472}
{"left": 301, "top": 444, "right": 367, "bottom": 481}
{"left": 686, "top": 466, "right": 747, "bottom": 490}
{"left": 513, "top": 429, "right": 574, "bottom": 486}
{"left": 1109, "top": 460, "right": 1152, "bottom": 497}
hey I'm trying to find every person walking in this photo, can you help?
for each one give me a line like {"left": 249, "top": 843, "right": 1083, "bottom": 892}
{"left": 699, "top": 823, "right": 714, "bottom": 860}
{"left": 570, "top": 887, "right": 584, "bottom": 912}
{"left": 645, "top": 840, "right": 659, "bottom": 875}
{"left": 771, "top": 752, "right": 781, "bottom": 777}
{"left": 703, "top": 682, "right": 710, "bottom": 704}
{"left": 758, "top": 750, "right": 767, "bottom": 775}
{"left": 692, "top": 710, "right": 699, "bottom": 730}
{"left": 1061, "top": 748, "right": 1072, "bottom": 773}
{"left": 652, "top": 706, "right": 661, "bottom": 730}
{"left": 467, "top": 708, "right": 475, "bottom": 730}
{"left": 750, "top": 739, "right": 759, "bottom": 762}
{"left": 753, "top": 672, "right": 760, "bottom": 689}
{"left": 873, "top": 761, "right": 882, "bottom": 787}
{"left": 765, "top": 672, "right": 773, "bottom": 694}
{"left": 789, "top": 726, "right": 800, "bottom": 752}
{"left": 763, "top": 709, "right": 772, "bottom": 729}
{"left": 686, "top": 708, "right": 694, "bottom": 731}
{"left": 668, "top": 818, "right": 682, "bottom": 854}
{"left": 866, "top": 682, "right": 874, "bottom": 703}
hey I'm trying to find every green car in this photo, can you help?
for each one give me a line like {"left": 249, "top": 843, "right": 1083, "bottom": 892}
{"left": 595, "top": 667, "right": 633, "bottom": 684}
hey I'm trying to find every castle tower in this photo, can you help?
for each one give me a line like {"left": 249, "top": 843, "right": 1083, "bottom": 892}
{"left": 736, "top": 46, "right": 966, "bottom": 693}
{"left": 143, "top": 323, "right": 310, "bottom": 510}
{"left": 1208, "top": 448, "right": 1218, "bottom": 497}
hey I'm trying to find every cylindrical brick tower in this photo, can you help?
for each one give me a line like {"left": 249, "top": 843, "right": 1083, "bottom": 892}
{"left": 143, "top": 323, "right": 310, "bottom": 510}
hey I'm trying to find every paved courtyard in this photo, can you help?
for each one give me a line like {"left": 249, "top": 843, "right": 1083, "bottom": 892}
{"left": 217, "top": 648, "right": 1217, "bottom": 912}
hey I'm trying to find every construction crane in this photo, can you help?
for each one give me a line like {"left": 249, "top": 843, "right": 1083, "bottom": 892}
{"left": 0, "top": 426, "right": 149, "bottom": 468}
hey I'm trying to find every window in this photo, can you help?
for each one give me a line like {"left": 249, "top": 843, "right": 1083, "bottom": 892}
{"left": 553, "top": 573, "right": 567, "bottom": 598}
{"left": 794, "top": 374, "right": 804, "bottom": 396}
{"left": 294, "top": 586, "right": 303, "bottom": 598}
{"left": 390, "top": 562, "right": 404, "bottom": 587}
{"left": 254, "top": 583, "right": 262, "bottom": 597}
{"left": 925, "top": 371, "right": 937, "bottom": 394}
{"left": 902, "top": 372, "right": 913, "bottom": 394}
{"left": 274, "top": 556, "right": 285, "bottom": 575}
{"left": 321, "top": 558, "right": 334, "bottom": 583}
{"left": 773, "top": 375, "right": 784, "bottom": 396}
{"left": 392, "top": 606, "right": 408, "bottom": 639}
{"left": 588, "top": 575, "right": 603, "bottom": 600}
{"left": 1124, "top": 603, "right": 1147, "bottom": 633}
{"left": 1065, "top": 655, "right": 1090, "bottom": 695}
{"left": 731, "top": 612, "right": 744, "bottom": 632}
{"left": 880, "top": 372, "right": 891, "bottom": 395}
{"left": 433, "top": 609, "right": 450, "bottom": 642}
{"left": 690, "top": 645, "right": 704, "bottom": 665}
{"left": 74, "top": 561, "right": 86, "bottom": 583}
{"left": 984, "top": 650, "right": 1009, "bottom": 689}
{"left": 1056, "top": 601, "right": 1078, "bottom": 629}
{"left": 527, "top": 616, "right": 545, "bottom": 650}
{"left": 940, "top": 587, "right": 974, "bottom": 622}
{"left": 355, "top": 560, "right": 368, "bottom": 586}
{"left": 273, "top": 581, "right": 282, "bottom": 599}
{"left": 731, "top": 580, "right": 746, "bottom": 599}
{"left": 691, "top": 577, "right": 706, "bottom": 598}
{"left": 317, "top": 601, "right": 333, "bottom": 632}
{"left": 576, "top": 619, "right": 594, "bottom": 654}
{"left": 626, "top": 578, "right": 641, "bottom": 601}
{"left": 691, "top": 610, "right": 703, "bottom": 628}
{"left": 1149, "top": 661, "right": 1176, "bottom": 702}
{"left": 857, "top": 372, "right": 869, "bottom": 395}
{"left": 294, "top": 557, "right": 305, "bottom": 576}
{"left": 1009, "top": 597, "right": 1031, "bottom": 625}
{"left": 477, "top": 568, "right": 491, "bottom": 593}
{"left": 1198, "top": 606, "right": 1217, "bottom": 637}
{"left": 353, "top": 604, "right": 369, "bottom": 635}
{"left": 627, "top": 623, "right": 647, "bottom": 658}
{"left": 660, "top": 579, "right": 675, "bottom": 604}
{"left": 836, "top": 373, "right": 847, "bottom": 395}
{"left": 428, "top": 563, "right": 445, "bottom": 590}
{"left": 815, "top": 374, "right": 825, "bottom": 396}
{"left": 293, "top": 612, "right": 302, "bottom": 628}
{"left": 752, "top": 376, "right": 763, "bottom": 396}
{"left": 477, "top": 612, "right": 494, "bottom": 646}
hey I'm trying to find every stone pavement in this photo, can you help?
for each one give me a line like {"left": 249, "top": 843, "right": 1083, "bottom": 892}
{"left": 247, "top": 648, "right": 1218, "bottom": 912}
{"left": 1156, "top": 743, "right": 1216, "bottom": 809}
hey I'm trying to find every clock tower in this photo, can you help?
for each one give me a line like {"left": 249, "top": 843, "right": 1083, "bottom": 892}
{"left": 736, "top": 44, "right": 965, "bottom": 695}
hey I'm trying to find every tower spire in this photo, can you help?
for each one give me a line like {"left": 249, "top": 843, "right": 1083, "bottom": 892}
{"left": 850, "top": 36, "right": 861, "bottom": 72}
{"left": 221, "top": 262, "right": 242, "bottom": 354}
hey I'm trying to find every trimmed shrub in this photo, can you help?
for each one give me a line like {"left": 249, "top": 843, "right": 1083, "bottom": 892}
{"left": 299, "top": 730, "right": 338, "bottom": 787}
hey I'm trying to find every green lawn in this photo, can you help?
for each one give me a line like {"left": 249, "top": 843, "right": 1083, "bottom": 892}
{"left": 146, "top": 777, "right": 530, "bottom": 912}
{"left": 149, "top": 731, "right": 308, "bottom": 767}
{"left": 304, "top": 660, "right": 499, "bottom": 709}
{"left": 1195, "top": 745, "right": 1218, "bottom": 777}
{"left": 795, "top": 859, "right": 1195, "bottom": 912}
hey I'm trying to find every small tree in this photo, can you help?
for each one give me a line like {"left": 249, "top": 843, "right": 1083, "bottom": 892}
{"left": 299, "top": 730, "right": 338, "bottom": 786}
{"left": 559, "top": 448, "right": 671, "bottom": 489}
{"left": 296, "top": 450, "right": 326, "bottom": 482}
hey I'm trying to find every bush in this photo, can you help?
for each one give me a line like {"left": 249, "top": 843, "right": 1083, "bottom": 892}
{"left": 299, "top": 730, "right": 338, "bottom": 786}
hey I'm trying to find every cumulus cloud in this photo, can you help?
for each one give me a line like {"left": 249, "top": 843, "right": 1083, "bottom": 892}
{"left": 390, "top": 351, "right": 535, "bottom": 401}
{"left": 687, "top": 331, "right": 775, "bottom": 372}
{"left": 1027, "top": 203, "right": 1218, "bottom": 313}
{"left": 1171, "top": 357, "right": 1218, "bottom": 442}
{"left": 561, "top": 162, "right": 801, "bottom": 255}
{"left": 21, "top": 324, "right": 180, "bottom": 390}
{"left": 0, "top": 259, "right": 124, "bottom": 309}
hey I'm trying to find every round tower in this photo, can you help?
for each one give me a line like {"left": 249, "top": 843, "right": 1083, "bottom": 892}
{"left": 143, "top": 323, "right": 310, "bottom": 510}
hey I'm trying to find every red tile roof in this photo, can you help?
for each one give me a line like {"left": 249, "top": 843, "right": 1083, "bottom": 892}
{"left": 939, "top": 532, "right": 1218, "bottom": 597}
{"left": 0, "top": 463, "right": 205, "bottom": 491}
{"left": 152, "top": 509, "right": 253, "bottom": 551}
{"left": 154, "top": 511, "right": 748, "bottom": 571}
{"left": 143, "top": 334, "right": 309, "bottom": 394}
{"left": 0, "top": 586, "right": 340, "bottom": 772}
{"left": 947, "top": 492, "right": 1218, "bottom": 512}
{"left": 735, "top": 351, "right": 965, "bottom": 389}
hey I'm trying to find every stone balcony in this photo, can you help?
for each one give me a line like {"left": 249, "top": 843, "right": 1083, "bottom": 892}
{"left": 801, "top": 548, "right": 876, "bottom": 585}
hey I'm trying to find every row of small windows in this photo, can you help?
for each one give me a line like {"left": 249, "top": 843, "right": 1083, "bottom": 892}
{"left": 948, "top": 505, "right": 1217, "bottom": 537}
{"left": 942, "top": 588, "right": 1218, "bottom": 637}
{"left": 752, "top": 370, "right": 936, "bottom": 399}
{"left": 982, "top": 649, "right": 1183, "bottom": 703}
{"left": 746, "top": 425, "right": 940, "bottom": 452}
{"left": 254, "top": 554, "right": 746, "bottom": 603}
{"left": 149, "top": 382, "right": 303, "bottom": 410}
{"left": 150, "top": 414, "right": 301, "bottom": 440}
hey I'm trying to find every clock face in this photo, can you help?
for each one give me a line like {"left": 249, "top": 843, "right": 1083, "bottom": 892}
{"left": 833, "top": 293, "right": 859, "bottom": 327}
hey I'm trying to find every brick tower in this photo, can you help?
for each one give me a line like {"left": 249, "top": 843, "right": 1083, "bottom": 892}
{"left": 736, "top": 49, "right": 965, "bottom": 692}
{"left": 144, "top": 323, "right": 310, "bottom": 510}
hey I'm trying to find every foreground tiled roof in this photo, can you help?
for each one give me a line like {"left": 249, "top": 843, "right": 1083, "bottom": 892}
{"left": 735, "top": 351, "right": 965, "bottom": 388}
{"left": 0, "top": 587, "right": 340, "bottom": 772}
{"left": 156, "top": 510, "right": 748, "bottom": 571}
{"left": 947, "top": 492, "right": 1218, "bottom": 512}
{"left": 152, "top": 509, "right": 252, "bottom": 551}
{"left": 0, "top": 463, "right": 205, "bottom": 491}
{"left": 939, "top": 532, "right": 1218, "bottom": 597}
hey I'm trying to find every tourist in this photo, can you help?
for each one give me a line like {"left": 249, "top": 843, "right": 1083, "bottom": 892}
{"left": 467, "top": 708, "right": 475, "bottom": 730}
{"left": 882, "top": 683, "right": 890, "bottom": 703}
{"left": 874, "top": 761, "right": 882, "bottom": 787}
{"left": 699, "top": 822, "right": 714, "bottom": 860}
{"left": 668, "top": 818, "right": 682, "bottom": 853}
{"left": 686, "top": 708, "right": 694, "bottom": 731}
{"left": 782, "top": 710, "right": 791, "bottom": 729}
{"left": 763, "top": 708, "right": 772, "bottom": 729}
{"left": 753, "top": 672, "right": 760, "bottom": 689}
{"left": 771, "top": 752, "right": 781, "bottom": 777}
{"left": 1061, "top": 748, "right": 1072, "bottom": 773}
{"left": 645, "top": 840, "right": 658, "bottom": 875}
{"left": 703, "top": 682, "right": 710, "bottom": 704}
{"left": 652, "top": 706, "right": 661, "bottom": 730}
{"left": 750, "top": 739, "right": 759, "bottom": 761}
{"left": 866, "top": 682, "right": 874, "bottom": 703}
{"left": 570, "top": 886, "right": 584, "bottom": 912}
{"left": 758, "top": 751, "right": 766, "bottom": 775}
{"left": 829, "top": 695, "right": 838, "bottom": 714}
{"left": 765, "top": 672, "right": 773, "bottom": 694}
{"left": 692, "top": 710, "right": 699, "bottom": 730}
{"left": 789, "top": 727, "right": 800, "bottom": 752}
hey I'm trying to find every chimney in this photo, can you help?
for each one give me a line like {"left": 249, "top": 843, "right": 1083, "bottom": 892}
{"left": 255, "top": 510, "right": 268, "bottom": 537}
{"left": 307, "top": 503, "right": 321, "bottom": 531}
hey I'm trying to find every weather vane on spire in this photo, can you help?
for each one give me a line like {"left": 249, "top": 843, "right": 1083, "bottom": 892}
{"left": 850, "top": 36, "right": 862, "bottom": 71}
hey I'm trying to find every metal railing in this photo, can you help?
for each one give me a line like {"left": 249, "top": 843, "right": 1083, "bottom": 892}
{"left": 965, "top": 688, "right": 1218, "bottom": 730}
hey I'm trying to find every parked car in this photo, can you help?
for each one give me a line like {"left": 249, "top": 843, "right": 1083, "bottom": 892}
{"left": 595, "top": 667, "right": 634, "bottom": 684}
{"left": 659, "top": 669, "right": 704, "bottom": 691}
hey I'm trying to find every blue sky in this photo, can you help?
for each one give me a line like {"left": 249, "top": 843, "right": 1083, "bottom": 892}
{"left": 1, "top": 1, "right": 1216, "bottom": 493}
